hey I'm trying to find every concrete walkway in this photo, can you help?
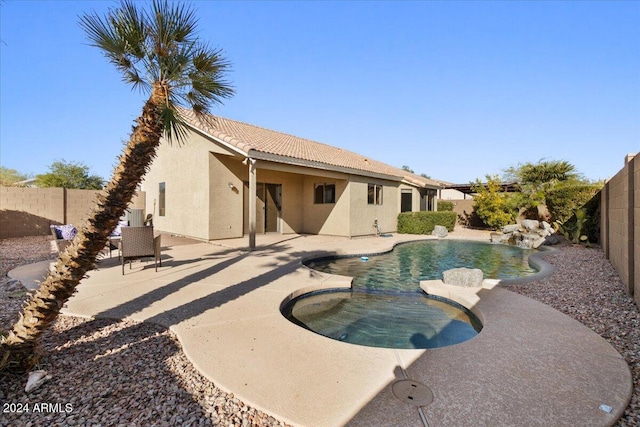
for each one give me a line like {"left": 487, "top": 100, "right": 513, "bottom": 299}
{"left": 10, "top": 232, "right": 632, "bottom": 427}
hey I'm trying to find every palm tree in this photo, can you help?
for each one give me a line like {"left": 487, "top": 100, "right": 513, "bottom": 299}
{"left": 0, "top": 0, "right": 234, "bottom": 371}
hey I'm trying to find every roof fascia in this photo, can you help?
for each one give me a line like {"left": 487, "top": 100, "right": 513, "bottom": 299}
{"left": 255, "top": 160, "right": 350, "bottom": 180}
{"left": 185, "top": 122, "right": 249, "bottom": 157}
{"left": 400, "top": 178, "right": 441, "bottom": 190}
{"left": 249, "top": 150, "right": 402, "bottom": 182}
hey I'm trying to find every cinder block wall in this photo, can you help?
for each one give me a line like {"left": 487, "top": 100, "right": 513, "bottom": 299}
{"left": 635, "top": 157, "right": 640, "bottom": 306}
{"left": 0, "top": 187, "right": 64, "bottom": 238}
{"left": 601, "top": 154, "right": 638, "bottom": 306}
{"left": 66, "top": 189, "right": 101, "bottom": 227}
{"left": 0, "top": 187, "right": 145, "bottom": 239}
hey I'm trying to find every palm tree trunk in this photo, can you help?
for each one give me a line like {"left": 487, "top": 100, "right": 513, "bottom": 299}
{"left": 1, "top": 83, "right": 168, "bottom": 372}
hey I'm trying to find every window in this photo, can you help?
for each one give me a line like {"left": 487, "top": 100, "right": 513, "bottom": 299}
{"left": 368, "top": 184, "right": 383, "bottom": 205}
{"left": 159, "top": 182, "right": 166, "bottom": 216}
{"left": 401, "top": 190, "right": 413, "bottom": 212}
{"left": 314, "top": 183, "right": 336, "bottom": 204}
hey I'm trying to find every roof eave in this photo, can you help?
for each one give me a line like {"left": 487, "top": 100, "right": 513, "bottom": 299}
{"left": 249, "top": 150, "right": 403, "bottom": 182}
{"left": 184, "top": 122, "right": 250, "bottom": 157}
{"left": 400, "top": 177, "right": 441, "bottom": 189}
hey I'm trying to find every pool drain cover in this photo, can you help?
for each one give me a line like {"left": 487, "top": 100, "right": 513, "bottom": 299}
{"left": 392, "top": 380, "right": 433, "bottom": 406}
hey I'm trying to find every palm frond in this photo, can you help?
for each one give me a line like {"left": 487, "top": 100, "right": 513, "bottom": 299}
{"left": 81, "top": 0, "right": 234, "bottom": 135}
{"left": 80, "top": 0, "right": 150, "bottom": 93}
{"left": 161, "top": 104, "right": 190, "bottom": 145}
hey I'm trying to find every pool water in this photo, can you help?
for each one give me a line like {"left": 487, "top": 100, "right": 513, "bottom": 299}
{"left": 305, "top": 240, "right": 536, "bottom": 292}
{"left": 285, "top": 290, "right": 481, "bottom": 349}
{"left": 283, "top": 240, "right": 537, "bottom": 349}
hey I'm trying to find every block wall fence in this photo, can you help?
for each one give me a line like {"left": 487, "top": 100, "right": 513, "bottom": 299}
{"left": 0, "top": 187, "right": 145, "bottom": 239}
{"left": 601, "top": 154, "right": 639, "bottom": 307}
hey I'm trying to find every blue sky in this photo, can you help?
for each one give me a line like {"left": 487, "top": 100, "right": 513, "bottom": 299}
{"left": 1, "top": 1, "right": 638, "bottom": 184}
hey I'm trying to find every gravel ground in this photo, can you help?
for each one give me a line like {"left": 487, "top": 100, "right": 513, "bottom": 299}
{"left": 0, "top": 236, "right": 290, "bottom": 427}
{"left": 1, "top": 232, "right": 639, "bottom": 426}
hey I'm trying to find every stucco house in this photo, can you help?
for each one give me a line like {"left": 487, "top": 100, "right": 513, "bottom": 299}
{"left": 141, "top": 109, "right": 441, "bottom": 246}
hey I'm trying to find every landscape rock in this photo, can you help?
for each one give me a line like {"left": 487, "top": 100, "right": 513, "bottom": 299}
{"left": 532, "top": 236, "right": 547, "bottom": 249}
{"left": 544, "top": 234, "right": 561, "bottom": 245}
{"left": 542, "top": 221, "right": 554, "bottom": 234}
{"left": 498, "top": 220, "right": 557, "bottom": 249}
{"left": 442, "top": 267, "right": 484, "bottom": 288}
{"left": 25, "top": 370, "right": 52, "bottom": 393}
{"left": 521, "top": 219, "right": 541, "bottom": 232}
{"left": 431, "top": 225, "right": 448, "bottom": 238}
{"left": 502, "top": 224, "right": 520, "bottom": 234}
{"left": 2, "top": 279, "right": 25, "bottom": 292}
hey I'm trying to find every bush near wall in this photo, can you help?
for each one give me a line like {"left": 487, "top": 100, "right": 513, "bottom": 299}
{"left": 546, "top": 184, "right": 602, "bottom": 223}
{"left": 397, "top": 211, "right": 456, "bottom": 234}
{"left": 546, "top": 184, "right": 602, "bottom": 243}
{"left": 437, "top": 201, "right": 454, "bottom": 211}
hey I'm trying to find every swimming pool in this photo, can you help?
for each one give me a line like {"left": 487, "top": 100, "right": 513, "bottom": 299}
{"left": 282, "top": 240, "right": 537, "bottom": 349}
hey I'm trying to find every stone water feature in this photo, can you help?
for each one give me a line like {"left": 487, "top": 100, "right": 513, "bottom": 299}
{"left": 490, "top": 219, "right": 558, "bottom": 249}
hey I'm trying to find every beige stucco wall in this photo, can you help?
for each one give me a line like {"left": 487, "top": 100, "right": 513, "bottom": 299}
{"left": 301, "top": 175, "right": 350, "bottom": 236}
{"left": 141, "top": 128, "right": 434, "bottom": 241}
{"left": 211, "top": 156, "right": 306, "bottom": 237}
{"left": 439, "top": 188, "right": 473, "bottom": 200}
{"left": 252, "top": 167, "right": 304, "bottom": 234}
{"left": 349, "top": 177, "right": 399, "bottom": 236}
{"left": 142, "top": 131, "right": 237, "bottom": 240}
{"left": 209, "top": 154, "right": 244, "bottom": 239}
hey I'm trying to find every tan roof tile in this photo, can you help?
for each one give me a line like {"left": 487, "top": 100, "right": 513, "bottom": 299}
{"left": 180, "top": 109, "right": 438, "bottom": 188}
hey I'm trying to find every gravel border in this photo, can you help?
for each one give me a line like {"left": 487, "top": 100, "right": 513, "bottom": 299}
{"left": 1, "top": 233, "right": 638, "bottom": 426}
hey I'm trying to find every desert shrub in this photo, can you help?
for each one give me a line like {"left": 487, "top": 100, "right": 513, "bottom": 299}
{"left": 471, "top": 175, "right": 518, "bottom": 230}
{"left": 397, "top": 211, "right": 456, "bottom": 234}
{"left": 437, "top": 201, "right": 454, "bottom": 211}
{"left": 551, "top": 186, "right": 601, "bottom": 243}
{"left": 546, "top": 184, "right": 602, "bottom": 223}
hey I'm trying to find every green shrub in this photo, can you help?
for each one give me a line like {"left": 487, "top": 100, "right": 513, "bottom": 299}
{"left": 546, "top": 184, "right": 602, "bottom": 223}
{"left": 437, "top": 201, "right": 454, "bottom": 211}
{"left": 550, "top": 186, "right": 601, "bottom": 243}
{"left": 471, "top": 175, "right": 518, "bottom": 230}
{"left": 397, "top": 211, "right": 456, "bottom": 234}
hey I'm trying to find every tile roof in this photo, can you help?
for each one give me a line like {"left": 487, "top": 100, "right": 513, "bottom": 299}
{"left": 180, "top": 108, "right": 441, "bottom": 188}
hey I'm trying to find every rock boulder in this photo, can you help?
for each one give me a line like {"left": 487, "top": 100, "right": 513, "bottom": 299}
{"left": 442, "top": 267, "right": 484, "bottom": 288}
{"left": 431, "top": 225, "right": 448, "bottom": 238}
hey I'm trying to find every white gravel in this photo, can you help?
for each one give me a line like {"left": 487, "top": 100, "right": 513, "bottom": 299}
{"left": 1, "top": 232, "right": 638, "bottom": 426}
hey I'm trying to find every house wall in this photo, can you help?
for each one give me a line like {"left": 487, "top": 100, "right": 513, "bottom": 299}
{"left": 349, "top": 177, "right": 399, "bottom": 236}
{"left": 142, "top": 131, "right": 237, "bottom": 240}
{"left": 251, "top": 166, "right": 304, "bottom": 234}
{"left": 601, "top": 154, "right": 638, "bottom": 306}
{"left": 140, "top": 129, "right": 434, "bottom": 241}
{"left": 209, "top": 154, "right": 245, "bottom": 239}
{"left": 398, "top": 184, "right": 422, "bottom": 213}
{"left": 439, "top": 188, "right": 473, "bottom": 200}
{"left": 216, "top": 157, "right": 306, "bottom": 236}
{"left": 301, "top": 175, "right": 350, "bottom": 236}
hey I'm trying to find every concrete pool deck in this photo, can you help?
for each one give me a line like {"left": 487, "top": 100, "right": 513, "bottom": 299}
{"left": 11, "top": 232, "right": 632, "bottom": 426}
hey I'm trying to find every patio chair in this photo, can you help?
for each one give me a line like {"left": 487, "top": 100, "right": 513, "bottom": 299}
{"left": 120, "top": 226, "right": 161, "bottom": 274}
{"left": 50, "top": 224, "right": 76, "bottom": 253}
